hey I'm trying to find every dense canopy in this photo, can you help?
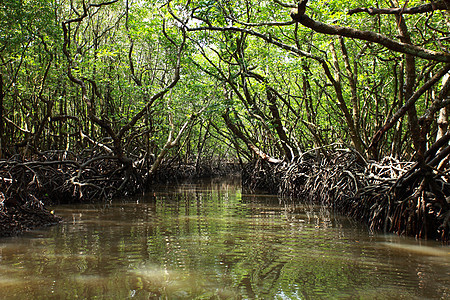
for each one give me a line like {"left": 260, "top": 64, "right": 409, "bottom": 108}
{"left": 1, "top": 0, "right": 449, "bottom": 239}
{"left": 1, "top": 0, "right": 449, "bottom": 162}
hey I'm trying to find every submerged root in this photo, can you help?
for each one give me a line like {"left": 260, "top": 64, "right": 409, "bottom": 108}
{"left": 242, "top": 159, "right": 286, "bottom": 193}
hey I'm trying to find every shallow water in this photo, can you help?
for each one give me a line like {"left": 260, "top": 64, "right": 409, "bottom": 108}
{"left": 0, "top": 178, "right": 449, "bottom": 299}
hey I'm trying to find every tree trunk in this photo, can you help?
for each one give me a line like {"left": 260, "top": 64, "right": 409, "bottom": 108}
{"left": 329, "top": 40, "right": 365, "bottom": 156}
{"left": 339, "top": 37, "right": 360, "bottom": 138}
{"left": 222, "top": 111, "right": 282, "bottom": 164}
{"left": 436, "top": 73, "right": 450, "bottom": 141}
{"left": 395, "top": 15, "right": 424, "bottom": 163}
{"left": 0, "top": 74, "right": 4, "bottom": 159}
{"left": 436, "top": 73, "right": 450, "bottom": 170}
{"left": 391, "top": 62, "right": 404, "bottom": 158}
{"left": 267, "top": 87, "right": 295, "bottom": 161}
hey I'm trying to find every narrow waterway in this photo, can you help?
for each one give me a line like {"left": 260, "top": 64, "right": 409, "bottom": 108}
{"left": 0, "top": 178, "right": 449, "bottom": 299}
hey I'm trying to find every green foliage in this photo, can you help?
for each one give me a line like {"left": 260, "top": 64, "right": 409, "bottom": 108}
{"left": 1, "top": 0, "right": 448, "bottom": 162}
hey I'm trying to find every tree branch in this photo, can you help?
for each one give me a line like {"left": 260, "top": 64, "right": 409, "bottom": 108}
{"left": 118, "top": 28, "right": 187, "bottom": 139}
{"left": 348, "top": 1, "right": 450, "bottom": 16}
{"left": 368, "top": 63, "right": 450, "bottom": 150}
{"left": 290, "top": 14, "right": 450, "bottom": 63}
{"left": 146, "top": 108, "right": 204, "bottom": 178}
{"left": 222, "top": 111, "right": 283, "bottom": 164}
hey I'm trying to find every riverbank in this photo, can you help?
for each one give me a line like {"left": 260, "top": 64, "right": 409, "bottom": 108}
{"left": 0, "top": 156, "right": 240, "bottom": 237}
{"left": 243, "top": 149, "right": 450, "bottom": 242}
{"left": 1, "top": 149, "right": 449, "bottom": 241}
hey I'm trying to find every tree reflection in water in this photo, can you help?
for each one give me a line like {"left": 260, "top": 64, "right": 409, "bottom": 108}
{"left": 0, "top": 178, "right": 448, "bottom": 299}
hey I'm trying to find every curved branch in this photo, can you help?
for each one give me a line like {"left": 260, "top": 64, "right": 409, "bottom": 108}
{"left": 290, "top": 14, "right": 450, "bottom": 63}
{"left": 186, "top": 25, "right": 316, "bottom": 59}
{"left": 273, "top": 0, "right": 296, "bottom": 8}
{"left": 222, "top": 111, "right": 283, "bottom": 164}
{"left": 348, "top": 1, "right": 450, "bottom": 16}
{"left": 228, "top": 18, "right": 295, "bottom": 27}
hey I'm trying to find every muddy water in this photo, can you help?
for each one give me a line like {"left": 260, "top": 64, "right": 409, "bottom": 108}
{"left": 0, "top": 178, "right": 449, "bottom": 299}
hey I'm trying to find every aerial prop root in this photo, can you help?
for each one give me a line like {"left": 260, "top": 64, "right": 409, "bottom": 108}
{"left": 248, "top": 146, "right": 449, "bottom": 241}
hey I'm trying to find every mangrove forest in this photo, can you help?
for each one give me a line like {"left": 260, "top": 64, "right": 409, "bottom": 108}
{"left": 1, "top": 0, "right": 450, "bottom": 243}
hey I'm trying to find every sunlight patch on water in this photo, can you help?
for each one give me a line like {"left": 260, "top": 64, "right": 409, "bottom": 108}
{"left": 0, "top": 276, "right": 23, "bottom": 288}
{"left": 130, "top": 265, "right": 179, "bottom": 285}
{"left": 380, "top": 242, "right": 450, "bottom": 257}
{"left": 128, "top": 264, "right": 235, "bottom": 298}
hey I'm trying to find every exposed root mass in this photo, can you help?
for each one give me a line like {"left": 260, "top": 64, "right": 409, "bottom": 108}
{"left": 244, "top": 149, "right": 450, "bottom": 242}
{"left": 0, "top": 151, "right": 239, "bottom": 237}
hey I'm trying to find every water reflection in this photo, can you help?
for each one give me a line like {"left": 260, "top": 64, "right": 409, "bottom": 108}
{"left": 0, "top": 177, "right": 448, "bottom": 299}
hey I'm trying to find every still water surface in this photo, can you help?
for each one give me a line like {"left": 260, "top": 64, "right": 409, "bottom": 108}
{"left": 0, "top": 178, "right": 449, "bottom": 299}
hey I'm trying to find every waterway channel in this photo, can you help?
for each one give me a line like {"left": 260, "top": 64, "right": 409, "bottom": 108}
{"left": 0, "top": 178, "right": 449, "bottom": 299}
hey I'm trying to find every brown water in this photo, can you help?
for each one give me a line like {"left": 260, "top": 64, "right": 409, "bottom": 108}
{"left": 0, "top": 178, "right": 449, "bottom": 299}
